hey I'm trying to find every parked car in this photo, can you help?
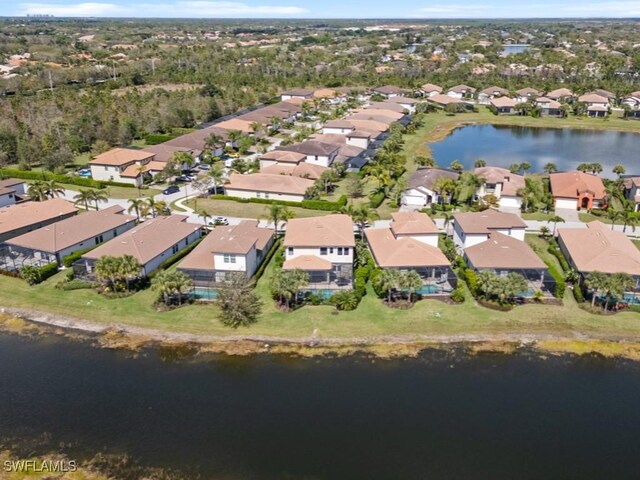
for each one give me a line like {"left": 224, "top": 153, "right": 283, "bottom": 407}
{"left": 209, "top": 216, "right": 229, "bottom": 226}
{"left": 207, "top": 186, "right": 224, "bottom": 195}
{"left": 162, "top": 185, "right": 180, "bottom": 195}
{"left": 78, "top": 168, "right": 91, "bottom": 178}
{"left": 176, "top": 175, "right": 192, "bottom": 182}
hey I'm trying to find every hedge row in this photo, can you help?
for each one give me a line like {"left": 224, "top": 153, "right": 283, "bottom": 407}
{"left": 21, "top": 262, "right": 59, "bottom": 285}
{"left": 210, "top": 194, "right": 348, "bottom": 211}
{"left": 252, "top": 237, "right": 282, "bottom": 284}
{"left": 547, "top": 243, "right": 570, "bottom": 272}
{"left": 155, "top": 237, "right": 203, "bottom": 273}
{"left": 544, "top": 260, "right": 566, "bottom": 299}
{"left": 0, "top": 168, "right": 135, "bottom": 190}
{"left": 369, "top": 192, "right": 385, "bottom": 208}
{"left": 62, "top": 245, "right": 99, "bottom": 268}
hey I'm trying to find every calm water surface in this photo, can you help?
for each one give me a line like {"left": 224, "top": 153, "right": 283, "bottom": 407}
{"left": 429, "top": 124, "right": 640, "bottom": 177}
{"left": 502, "top": 44, "right": 530, "bottom": 55}
{"left": 1, "top": 333, "right": 640, "bottom": 479}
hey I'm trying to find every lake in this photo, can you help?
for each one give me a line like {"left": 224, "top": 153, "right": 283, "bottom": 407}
{"left": 2, "top": 333, "right": 640, "bottom": 479}
{"left": 429, "top": 124, "right": 640, "bottom": 177}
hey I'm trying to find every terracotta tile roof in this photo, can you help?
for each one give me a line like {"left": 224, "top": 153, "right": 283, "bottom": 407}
{"left": 82, "top": 215, "right": 200, "bottom": 265}
{"left": 341, "top": 119, "right": 388, "bottom": 133}
{"left": 284, "top": 214, "right": 355, "bottom": 247}
{"left": 214, "top": 118, "right": 254, "bottom": 133}
{"left": 260, "top": 162, "right": 328, "bottom": 180}
{"left": 578, "top": 93, "right": 609, "bottom": 103}
{"left": 408, "top": 168, "right": 460, "bottom": 190}
{"left": 390, "top": 211, "right": 439, "bottom": 235}
{"left": 280, "top": 88, "right": 314, "bottom": 97}
{"left": 383, "top": 95, "right": 419, "bottom": 105}
{"left": 324, "top": 120, "right": 354, "bottom": 129}
{"left": 490, "top": 96, "right": 518, "bottom": 108}
{"left": 549, "top": 171, "right": 606, "bottom": 200}
{"left": 347, "top": 112, "right": 397, "bottom": 124}
{"left": 558, "top": 221, "right": 640, "bottom": 275}
{"left": 481, "top": 86, "right": 509, "bottom": 96}
{"left": 177, "top": 220, "right": 273, "bottom": 271}
{"left": 516, "top": 87, "right": 541, "bottom": 96}
{"left": 354, "top": 108, "right": 405, "bottom": 120}
{"left": 372, "top": 85, "right": 408, "bottom": 95}
{"left": 454, "top": 209, "right": 527, "bottom": 234}
{"left": 90, "top": 148, "right": 154, "bottom": 166}
{"left": 0, "top": 178, "right": 25, "bottom": 189}
{"left": 283, "top": 255, "right": 333, "bottom": 271}
{"left": 313, "top": 88, "right": 340, "bottom": 98}
{"left": 474, "top": 166, "right": 524, "bottom": 196}
{"left": 6, "top": 205, "right": 135, "bottom": 254}
{"left": 365, "top": 102, "right": 408, "bottom": 114}
{"left": 225, "top": 173, "right": 315, "bottom": 196}
{"left": 278, "top": 140, "right": 340, "bottom": 157}
{"left": 464, "top": 232, "right": 546, "bottom": 270}
{"left": 365, "top": 227, "right": 449, "bottom": 268}
{"left": 429, "top": 93, "right": 462, "bottom": 106}
{"left": 421, "top": 83, "right": 442, "bottom": 93}
{"left": 448, "top": 84, "right": 476, "bottom": 93}
{"left": 535, "top": 96, "right": 562, "bottom": 109}
{"left": 546, "top": 88, "right": 573, "bottom": 99}
{"left": 260, "top": 150, "right": 306, "bottom": 163}
{"left": 164, "top": 126, "right": 229, "bottom": 150}
{"left": 0, "top": 199, "right": 78, "bottom": 237}
{"left": 142, "top": 144, "right": 201, "bottom": 163}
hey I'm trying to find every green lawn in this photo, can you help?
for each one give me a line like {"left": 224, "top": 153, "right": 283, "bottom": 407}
{"left": 522, "top": 212, "right": 555, "bottom": 221}
{"left": 185, "top": 198, "right": 331, "bottom": 219}
{"left": 1, "top": 245, "right": 639, "bottom": 341}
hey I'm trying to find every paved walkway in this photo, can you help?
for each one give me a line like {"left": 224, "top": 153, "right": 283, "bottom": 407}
{"left": 554, "top": 207, "right": 580, "bottom": 222}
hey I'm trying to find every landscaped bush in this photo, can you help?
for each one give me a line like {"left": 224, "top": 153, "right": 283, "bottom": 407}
{"left": 573, "top": 284, "right": 585, "bottom": 303}
{"left": 547, "top": 243, "right": 570, "bottom": 271}
{"left": 354, "top": 266, "right": 369, "bottom": 298}
{"left": 20, "top": 263, "right": 59, "bottom": 285}
{"left": 57, "top": 279, "right": 95, "bottom": 291}
{"left": 252, "top": 238, "right": 282, "bottom": 283}
{"left": 273, "top": 248, "right": 285, "bottom": 268}
{"left": 62, "top": 246, "right": 97, "bottom": 268}
{"left": 144, "top": 133, "right": 180, "bottom": 145}
{"left": 154, "top": 238, "right": 202, "bottom": 273}
{"left": 545, "top": 260, "right": 566, "bottom": 299}
{"left": 0, "top": 168, "right": 134, "bottom": 189}
{"left": 464, "top": 269, "right": 478, "bottom": 295}
{"left": 451, "top": 287, "right": 465, "bottom": 303}
{"left": 209, "top": 194, "right": 347, "bottom": 211}
{"left": 330, "top": 290, "right": 361, "bottom": 311}
{"left": 369, "top": 192, "right": 385, "bottom": 208}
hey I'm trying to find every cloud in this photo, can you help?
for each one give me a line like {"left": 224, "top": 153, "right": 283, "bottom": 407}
{"left": 18, "top": 1, "right": 308, "bottom": 17}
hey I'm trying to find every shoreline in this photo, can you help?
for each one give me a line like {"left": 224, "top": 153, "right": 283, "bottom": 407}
{"left": 5, "top": 306, "right": 640, "bottom": 361}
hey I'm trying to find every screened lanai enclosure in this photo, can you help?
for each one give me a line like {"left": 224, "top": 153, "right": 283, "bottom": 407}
{"left": 0, "top": 244, "right": 56, "bottom": 271}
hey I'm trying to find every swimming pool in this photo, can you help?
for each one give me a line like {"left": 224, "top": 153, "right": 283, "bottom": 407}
{"left": 189, "top": 287, "right": 218, "bottom": 301}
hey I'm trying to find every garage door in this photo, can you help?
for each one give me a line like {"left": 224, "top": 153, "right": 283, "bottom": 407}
{"left": 402, "top": 194, "right": 426, "bottom": 206}
{"left": 555, "top": 198, "right": 577, "bottom": 210}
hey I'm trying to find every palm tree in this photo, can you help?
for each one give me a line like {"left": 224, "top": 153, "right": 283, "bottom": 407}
{"left": 27, "top": 181, "right": 49, "bottom": 202}
{"left": 585, "top": 271, "right": 607, "bottom": 308}
{"left": 374, "top": 269, "right": 401, "bottom": 304}
{"left": 449, "top": 160, "right": 463, "bottom": 173}
{"left": 267, "top": 203, "right": 295, "bottom": 236}
{"left": 442, "top": 212, "right": 455, "bottom": 236}
{"left": 145, "top": 197, "right": 160, "bottom": 218}
{"left": 227, "top": 129, "right": 243, "bottom": 147}
{"left": 613, "top": 164, "right": 626, "bottom": 178}
{"left": 73, "top": 188, "right": 93, "bottom": 210}
{"left": 539, "top": 225, "right": 550, "bottom": 238}
{"left": 197, "top": 209, "right": 212, "bottom": 226}
{"left": 173, "top": 151, "right": 194, "bottom": 173}
{"left": 606, "top": 209, "right": 621, "bottom": 230}
{"left": 152, "top": 270, "right": 194, "bottom": 306}
{"left": 590, "top": 163, "right": 603, "bottom": 175}
{"left": 401, "top": 270, "right": 423, "bottom": 304}
{"left": 474, "top": 159, "right": 487, "bottom": 168}
{"left": 44, "top": 180, "right": 65, "bottom": 198}
{"left": 619, "top": 209, "right": 638, "bottom": 233}
{"left": 433, "top": 177, "right": 456, "bottom": 205}
{"left": 547, "top": 215, "right": 565, "bottom": 236}
{"left": 207, "top": 163, "right": 225, "bottom": 194}
{"left": 127, "top": 198, "right": 145, "bottom": 221}
{"left": 346, "top": 204, "right": 379, "bottom": 234}
{"left": 543, "top": 162, "right": 558, "bottom": 174}
{"left": 89, "top": 189, "right": 108, "bottom": 211}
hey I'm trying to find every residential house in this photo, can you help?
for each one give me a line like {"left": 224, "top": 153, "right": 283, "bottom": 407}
{"left": 478, "top": 86, "right": 509, "bottom": 104}
{"left": 535, "top": 96, "right": 562, "bottom": 116}
{"left": 452, "top": 210, "right": 527, "bottom": 250}
{"left": 379, "top": 96, "right": 419, "bottom": 113}
{"left": 622, "top": 93, "right": 640, "bottom": 118}
{"left": 73, "top": 215, "right": 202, "bottom": 278}
{"left": 366, "top": 101, "right": 411, "bottom": 114}
{"left": 278, "top": 140, "right": 340, "bottom": 167}
{"left": 164, "top": 125, "right": 230, "bottom": 153}
{"left": 258, "top": 150, "right": 307, "bottom": 169}
{"left": 578, "top": 93, "right": 610, "bottom": 117}
{"left": 623, "top": 176, "right": 640, "bottom": 211}
{"left": 0, "top": 179, "right": 26, "bottom": 207}
{"left": 546, "top": 88, "right": 573, "bottom": 102}
{"left": 419, "top": 83, "right": 443, "bottom": 97}
{"left": 558, "top": 221, "right": 640, "bottom": 303}
{"left": 280, "top": 88, "right": 314, "bottom": 101}
{"left": 474, "top": 166, "right": 525, "bottom": 210}
{"left": 283, "top": 214, "right": 355, "bottom": 292}
{"left": 142, "top": 144, "right": 204, "bottom": 164}
{"left": 489, "top": 96, "right": 518, "bottom": 114}
{"left": 365, "top": 212, "right": 456, "bottom": 295}
{"left": 401, "top": 168, "right": 460, "bottom": 207}
{"left": 177, "top": 220, "right": 274, "bottom": 299}
{"left": 515, "top": 87, "right": 541, "bottom": 103}
{"left": 371, "top": 85, "right": 408, "bottom": 98}
{"left": 0, "top": 198, "right": 78, "bottom": 243}
{"left": 463, "top": 232, "right": 554, "bottom": 297}
{"left": 446, "top": 85, "right": 476, "bottom": 100}
{"left": 1, "top": 205, "right": 136, "bottom": 270}
{"left": 323, "top": 120, "right": 356, "bottom": 135}
{"left": 224, "top": 173, "right": 314, "bottom": 202}
{"left": 313, "top": 88, "right": 346, "bottom": 105}
{"left": 549, "top": 171, "right": 606, "bottom": 210}
{"left": 428, "top": 94, "right": 464, "bottom": 108}
{"left": 591, "top": 89, "right": 616, "bottom": 103}
{"left": 89, "top": 148, "right": 155, "bottom": 187}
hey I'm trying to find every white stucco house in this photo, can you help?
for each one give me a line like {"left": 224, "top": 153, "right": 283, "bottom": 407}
{"left": 452, "top": 210, "right": 527, "bottom": 251}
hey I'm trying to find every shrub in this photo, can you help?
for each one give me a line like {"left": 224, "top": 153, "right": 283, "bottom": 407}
{"left": 573, "top": 284, "right": 585, "bottom": 303}
{"left": 0, "top": 168, "right": 134, "bottom": 190}
{"left": 20, "top": 263, "right": 58, "bottom": 285}
{"left": 464, "top": 269, "right": 478, "bottom": 295}
{"left": 62, "top": 246, "right": 97, "bottom": 268}
{"left": 252, "top": 238, "right": 282, "bottom": 283}
{"left": 369, "top": 192, "right": 385, "bottom": 208}
{"left": 274, "top": 248, "right": 285, "bottom": 268}
{"left": 209, "top": 194, "right": 346, "bottom": 211}
{"left": 144, "top": 133, "right": 180, "bottom": 145}
{"left": 547, "top": 244, "right": 570, "bottom": 271}
{"left": 154, "top": 238, "right": 202, "bottom": 273}
{"left": 58, "top": 279, "right": 95, "bottom": 291}
{"left": 330, "top": 290, "right": 360, "bottom": 311}
{"left": 370, "top": 268, "right": 384, "bottom": 297}
{"left": 451, "top": 287, "right": 465, "bottom": 303}
{"left": 354, "top": 266, "right": 369, "bottom": 298}
{"left": 545, "top": 260, "right": 566, "bottom": 299}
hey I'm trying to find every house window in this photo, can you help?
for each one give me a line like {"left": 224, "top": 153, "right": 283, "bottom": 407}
{"left": 113, "top": 229, "right": 117, "bottom": 236}
{"left": 329, "top": 248, "right": 334, "bottom": 254}
{"left": 223, "top": 254, "right": 236, "bottom": 264}
{"left": 320, "top": 247, "right": 328, "bottom": 256}
{"left": 94, "top": 235, "right": 103, "bottom": 245}
{"left": 264, "top": 193, "right": 270, "bottom": 199}
{"left": 287, "top": 247, "right": 294, "bottom": 255}
{"left": 343, "top": 248, "right": 349, "bottom": 255}
{"left": 337, "top": 247, "right": 342, "bottom": 255}
{"left": 256, "top": 192, "right": 262, "bottom": 198}
{"left": 172, "top": 244, "right": 179, "bottom": 254}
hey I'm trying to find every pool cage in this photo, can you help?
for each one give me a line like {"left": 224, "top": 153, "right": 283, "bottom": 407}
{"left": 0, "top": 244, "right": 57, "bottom": 272}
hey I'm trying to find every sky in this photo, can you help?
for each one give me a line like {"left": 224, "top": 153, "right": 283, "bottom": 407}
{"left": 3, "top": 0, "right": 640, "bottom": 18}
